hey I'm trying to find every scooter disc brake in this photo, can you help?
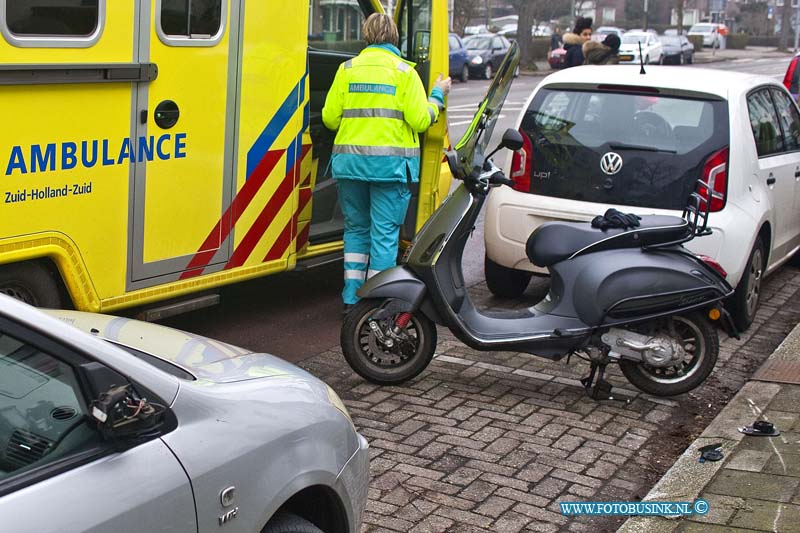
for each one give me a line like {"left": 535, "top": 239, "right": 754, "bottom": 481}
{"left": 366, "top": 322, "right": 407, "bottom": 366}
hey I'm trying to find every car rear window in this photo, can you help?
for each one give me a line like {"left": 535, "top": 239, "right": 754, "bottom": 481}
{"left": 521, "top": 87, "right": 729, "bottom": 210}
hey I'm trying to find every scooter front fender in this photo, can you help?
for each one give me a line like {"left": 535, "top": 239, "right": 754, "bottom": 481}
{"left": 356, "top": 266, "right": 427, "bottom": 308}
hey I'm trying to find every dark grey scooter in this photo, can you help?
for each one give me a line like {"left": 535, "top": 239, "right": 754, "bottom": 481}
{"left": 341, "top": 129, "right": 738, "bottom": 399}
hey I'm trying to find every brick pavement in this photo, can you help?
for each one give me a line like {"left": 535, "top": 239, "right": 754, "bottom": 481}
{"left": 300, "top": 265, "right": 800, "bottom": 532}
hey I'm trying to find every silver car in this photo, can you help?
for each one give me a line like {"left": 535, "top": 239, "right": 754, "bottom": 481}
{"left": 0, "top": 294, "right": 368, "bottom": 533}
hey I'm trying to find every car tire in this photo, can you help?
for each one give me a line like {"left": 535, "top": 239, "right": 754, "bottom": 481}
{"left": 483, "top": 63, "right": 493, "bottom": 79}
{"left": 0, "top": 261, "right": 68, "bottom": 308}
{"left": 679, "top": 53, "right": 684, "bottom": 65}
{"left": 729, "top": 237, "right": 766, "bottom": 332}
{"left": 262, "top": 513, "right": 323, "bottom": 533}
{"left": 460, "top": 64, "right": 469, "bottom": 82}
{"left": 485, "top": 255, "right": 532, "bottom": 298}
{"left": 687, "top": 53, "right": 694, "bottom": 64}
{"left": 658, "top": 55, "right": 664, "bottom": 65}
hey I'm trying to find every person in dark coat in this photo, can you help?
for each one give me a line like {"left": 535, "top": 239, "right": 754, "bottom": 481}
{"left": 563, "top": 17, "right": 593, "bottom": 68}
{"left": 583, "top": 34, "right": 620, "bottom": 65}
{"left": 550, "top": 27, "right": 562, "bottom": 51}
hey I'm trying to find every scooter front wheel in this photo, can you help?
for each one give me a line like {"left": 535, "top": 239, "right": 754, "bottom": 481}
{"left": 618, "top": 312, "right": 718, "bottom": 397}
{"left": 341, "top": 298, "right": 437, "bottom": 385}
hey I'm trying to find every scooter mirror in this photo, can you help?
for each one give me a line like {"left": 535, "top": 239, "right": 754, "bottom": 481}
{"left": 501, "top": 128, "right": 523, "bottom": 151}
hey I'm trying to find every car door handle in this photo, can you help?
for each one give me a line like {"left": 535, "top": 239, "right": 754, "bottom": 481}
{"left": 767, "top": 175, "right": 776, "bottom": 185}
{"left": 795, "top": 168, "right": 800, "bottom": 179}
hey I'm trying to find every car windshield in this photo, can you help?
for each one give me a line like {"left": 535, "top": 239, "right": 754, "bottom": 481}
{"left": 520, "top": 87, "right": 729, "bottom": 209}
{"left": 463, "top": 36, "right": 492, "bottom": 50}
{"left": 452, "top": 41, "right": 520, "bottom": 175}
{"left": 690, "top": 24, "right": 713, "bottom": 33}
{"left": 622, "top": 34, "right": 649, "bottom": 45}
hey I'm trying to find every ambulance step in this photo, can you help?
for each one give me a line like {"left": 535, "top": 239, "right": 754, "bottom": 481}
{"left": 295, "top": 251, "right": 343, "bottom": 271}
{"left": 137, "top": 294, "right": 220, "bottom": 322}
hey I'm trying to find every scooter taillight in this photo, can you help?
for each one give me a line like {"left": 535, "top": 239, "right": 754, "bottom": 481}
{"left": 510, "top": 129, "right": 532, "bottom": 193}
{"left": 698, "top": 255, "right": 727, "bottom": 278}
{"left": 700, "top": 147, "right": 728, "bottom": 212}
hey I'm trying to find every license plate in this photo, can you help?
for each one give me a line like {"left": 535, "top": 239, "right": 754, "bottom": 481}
{"left": 619, "top": 54, "right": 634, "bottom": 61}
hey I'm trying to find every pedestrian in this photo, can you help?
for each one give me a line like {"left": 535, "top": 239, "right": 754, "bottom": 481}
{"left": 583, "top": 33, "right": 620, "bottom": 65}
{"left": 322, "top": 13, "right": 451, "bottom": 314}
{"left": 550, "top": 27, "right": 562, "bottom": 51}
{"left": 562, "top": 16, "right": 593, "bottom": 68}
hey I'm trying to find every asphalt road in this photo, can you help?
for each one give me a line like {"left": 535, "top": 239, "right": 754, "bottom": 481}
{"left": 162, "top": 57, "right": 791, "bottom": 363}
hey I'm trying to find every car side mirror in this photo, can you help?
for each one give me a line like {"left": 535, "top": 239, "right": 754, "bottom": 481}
{"left": 501, "top": 128, "right": 524, "bottom": 151}
{"left": 484, "top": 128, "right": 524, "bottom": 161}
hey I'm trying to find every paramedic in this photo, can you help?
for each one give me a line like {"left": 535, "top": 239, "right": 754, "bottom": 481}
{"left": 322, "top": 13, "right": 451, "bottom": 312}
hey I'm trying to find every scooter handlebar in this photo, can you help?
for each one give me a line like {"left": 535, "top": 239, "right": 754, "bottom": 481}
{"left": 489, "top": 171, "right": 514, "bottom": 188}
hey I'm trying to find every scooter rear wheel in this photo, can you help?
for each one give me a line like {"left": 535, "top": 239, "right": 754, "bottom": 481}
{"left": 618, "top": 313, "right": 718, "bottom": 397}
{"left": 341, "top": 298, "right": 437, "bottom": 385}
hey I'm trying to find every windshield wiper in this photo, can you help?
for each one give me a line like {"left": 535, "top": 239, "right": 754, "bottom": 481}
{"left": 609, "top": 142, "right": 676, "bottom": 154}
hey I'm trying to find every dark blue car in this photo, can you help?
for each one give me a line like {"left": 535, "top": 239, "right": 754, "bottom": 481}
{"left": 449, "top": 33, "right": 469, "bottom": 82}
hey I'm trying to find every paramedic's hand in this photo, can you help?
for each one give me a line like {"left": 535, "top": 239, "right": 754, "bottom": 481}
{"left": 434, "top": 74, "right": 452, "bottom": 96}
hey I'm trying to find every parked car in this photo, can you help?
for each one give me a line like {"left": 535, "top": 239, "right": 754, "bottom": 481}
{"left": 463, "top": 33, "right": 513, "bottom": 79}
{"left": 0, "top": 294, "right": 369, "bottom": 532}
{"left": 595, "top": 26, "right": 625, "bottom": 39}
{"left": 486, "top": 66, "right": 800, "bottom": 331}
{"left": 618, "top": 32, "right": 664, "bottom": 64}
{"left": 783, "top": 52, "right": 800, "bottom": 99}
{"left": 688, "top": 23, "right": 721, "bottom": 47}
{"left": 660, "top": 34, "right": 694, "bottom": 64}
{"left": 548, "top": 47, "right": 567, "bottom": 69}
{"left": 449, "top": 33, "right": 469, "bottom": 82}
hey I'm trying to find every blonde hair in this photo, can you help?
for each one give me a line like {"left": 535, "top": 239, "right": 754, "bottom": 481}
{"left": 363, "top": 13, "right": 399, "bottom": 46}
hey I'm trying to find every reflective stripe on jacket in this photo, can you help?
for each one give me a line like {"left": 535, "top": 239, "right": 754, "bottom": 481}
{"left": 322, "top": 44, "right": 443, "bottom": 183}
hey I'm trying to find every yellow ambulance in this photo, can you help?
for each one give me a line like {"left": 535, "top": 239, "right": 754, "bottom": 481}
{"left": 0, "top": 0, "right": 450, "bottom": 315}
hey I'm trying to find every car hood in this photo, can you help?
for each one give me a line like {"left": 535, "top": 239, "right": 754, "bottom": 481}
{"left": 661, "top": 44, "right": 681, "bottom": 52}
{"left": 466, "top": 49, "right": 489, "bottom": 58}
{"left": 44, "top": 310, "right": 304, "bottom": 384}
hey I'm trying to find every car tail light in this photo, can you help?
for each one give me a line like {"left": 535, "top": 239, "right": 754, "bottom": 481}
{"left": 784, "top": 57, "right": 798, "bottom": 92}
{"left": 510, "top": 129, "right": 532, "bottom": 193}
{"left": 699, "top": 146, "right": 728, "bottom": 212}
{"left": 698, "top": 255, "right": 727, "bottom": 278}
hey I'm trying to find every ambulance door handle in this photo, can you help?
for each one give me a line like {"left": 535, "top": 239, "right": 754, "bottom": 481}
{"left": 140, "top": 110, "right": 148, "bottom": 124}
{"left": 154, "top": 100, "right": 180, "bottom": 129}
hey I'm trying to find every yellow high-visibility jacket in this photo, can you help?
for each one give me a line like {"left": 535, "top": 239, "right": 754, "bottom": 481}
{"left": 322, "top": 44, "right": 444, "bottom": 183}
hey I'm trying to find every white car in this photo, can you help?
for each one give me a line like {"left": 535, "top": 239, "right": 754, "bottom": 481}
{"left": 485, "top": 66, "right": 800, "bottom": 331}
{"left": 688, "top": 23, "right": 722, "bottom": 47}
{"left": 618, "top": 32, "right": 663, "bottom": 64}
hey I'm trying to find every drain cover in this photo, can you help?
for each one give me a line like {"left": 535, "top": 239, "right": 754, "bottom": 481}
{"left": 752, "top": 360, "right": 800, "bottom": 385}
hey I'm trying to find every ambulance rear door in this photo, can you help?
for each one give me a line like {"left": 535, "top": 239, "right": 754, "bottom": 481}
{"left": 129, "top": 0, "right": 238, "bottom": 288}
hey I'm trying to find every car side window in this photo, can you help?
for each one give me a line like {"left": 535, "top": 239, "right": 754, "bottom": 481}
{"left": 492, "top": 37, "right": 502, "bottom": 50}
{"left": 748, "top": 89, "right": 785, "bottom": 157}
{"left": 0, "top": 333, "right": 101, "bottom": 483}
{"left": 771, "top": 89, "right": 800, "bottom": 152}
{"left": 449, "top": 35, "right": 459, "bottom": 50}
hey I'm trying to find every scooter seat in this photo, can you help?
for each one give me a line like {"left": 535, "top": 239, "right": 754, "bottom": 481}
{"left": 526, "top": 215, "right": 690, "bottom": 268}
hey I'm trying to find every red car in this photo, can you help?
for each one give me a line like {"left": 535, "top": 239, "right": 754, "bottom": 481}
{"left": 549, "top": 47, "right": 566, "bottom": 69}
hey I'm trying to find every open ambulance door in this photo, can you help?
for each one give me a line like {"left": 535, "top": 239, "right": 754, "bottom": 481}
{"left": 303, "top": 0, "right": 448, "bottom": 257}
{"left": 394, "top": 0, "right": 449, "bottom": 242}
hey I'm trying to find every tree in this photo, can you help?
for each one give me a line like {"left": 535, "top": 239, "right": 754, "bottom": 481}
{"left": 676, "top": 0, "right": 684, "bottom": 34}
{"left": 452, "top": 0, "right": 482, "bottom": 35}
{"left": 510, "top": 0, "right": 571, "bottom": 69}
{"left": 778, "top": 0, "right": 793, "bottom": 52}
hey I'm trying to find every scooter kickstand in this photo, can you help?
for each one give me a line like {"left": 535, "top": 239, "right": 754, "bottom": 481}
{"left": 581, "top": 362, "right": 629, "bottom": 404}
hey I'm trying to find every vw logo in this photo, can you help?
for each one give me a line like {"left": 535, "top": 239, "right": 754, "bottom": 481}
{"left": 600, "top": 152, "right": 623, "bottom": 175}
